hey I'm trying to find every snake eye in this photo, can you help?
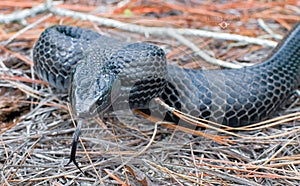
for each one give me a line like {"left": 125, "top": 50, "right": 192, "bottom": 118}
{"left": 97, "top": 74, "right": 110, "bottom": 91}
{"left": 94, "top": 72, "right": 118, "bottom": 114}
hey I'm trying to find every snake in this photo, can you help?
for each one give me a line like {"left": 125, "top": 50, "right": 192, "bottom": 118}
{"left": 33, "top": 23, "right": 300, "bottom": 172}
{"left": 33, "top": 23, "right": 300, "bottom": 127}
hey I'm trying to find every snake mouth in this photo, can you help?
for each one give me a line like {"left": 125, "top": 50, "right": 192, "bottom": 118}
{"left": 74, "top": 102, "right": 98, "bottom": 118}
{"left": 72, "top": 92, "right": 113, "bottom": 118}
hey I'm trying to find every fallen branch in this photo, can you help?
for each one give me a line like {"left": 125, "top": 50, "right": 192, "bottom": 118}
{"left": 0, "top": 2, "right": 51, "bottom": 24}
{"left": 0, "top": 1, "right": 278, "bottom": 69}
{"left": 49, "top": 6, "right": 277, "bottom": 48}
{"left": 168, "top": 30, "right": 243, "bottom": 68}
{"left": 0, "top": 1, "right": 279, "bottom": 47}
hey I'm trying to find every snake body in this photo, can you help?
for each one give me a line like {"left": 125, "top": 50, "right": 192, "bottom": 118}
{"left": 33, "top": 23, "right": 300, "bottom": 127}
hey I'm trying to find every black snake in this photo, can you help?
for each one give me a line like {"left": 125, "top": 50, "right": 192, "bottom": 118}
{"left": 33, "top": 23, "right": 300, "bottom": 127}
{"left": 33, "top": 23, "right": 300, "bottom": 172}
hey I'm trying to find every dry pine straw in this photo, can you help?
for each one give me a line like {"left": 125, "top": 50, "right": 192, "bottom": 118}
{"left": 1, "top": 0, "right": 300, "bottom": 185}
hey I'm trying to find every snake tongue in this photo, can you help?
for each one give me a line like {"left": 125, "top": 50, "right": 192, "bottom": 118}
{"left": 65, "top": 119, "right": 85, "bottom": 174}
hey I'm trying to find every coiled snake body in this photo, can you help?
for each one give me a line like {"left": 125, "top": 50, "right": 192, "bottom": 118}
{"left": 33, "top": 23, "right": 300, "bottom": 127}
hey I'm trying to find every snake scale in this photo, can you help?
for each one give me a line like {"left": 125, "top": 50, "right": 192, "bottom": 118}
{"left": 33, "top": 23, "right": 300, "bottom": 127}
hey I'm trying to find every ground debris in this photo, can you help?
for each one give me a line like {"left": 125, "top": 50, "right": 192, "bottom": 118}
{"left": 1, "top": 0, "right": 300, "bottom": 185}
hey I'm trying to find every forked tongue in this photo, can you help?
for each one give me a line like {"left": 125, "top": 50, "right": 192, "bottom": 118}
{"left": 65, "top": 119, "right": 85, "bottom": 174}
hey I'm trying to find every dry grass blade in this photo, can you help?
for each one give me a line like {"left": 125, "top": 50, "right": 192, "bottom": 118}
{"left": 135, "top": 109, "right": 233, "bottom": 145}
{"left": 155, "top": 98, "right": 300, "bottom": 139}
{"left": 104, "top": 169, "right": 128, "bottom": 186}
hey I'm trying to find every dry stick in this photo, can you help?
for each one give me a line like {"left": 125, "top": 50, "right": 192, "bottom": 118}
{"left": 0, "top": 2, "right": 51, "bottom": 24}
{"left": 103, "top": 169, "right": 128, "bottom": 186}
{"left": 156, "top": 96, "right": 300, "bottom": 132}
{"left": 7, "top": 81, "right": 43, "bottom": 100}
{"left": 0, "top": 2, "right": 277, "bottom": 68}
{"left": 155, "top": 98, "right": 300, "bottom": 141}
{"left": 154, "top": 98, "right": 243, "bottom": 138}
{"left": 178, "top": 109, "right": 300, "bottom": 140}
{"left": 241, "top": 114, "right": 298, "bottom": 129}
{"left": 49, "top": 7, "right": 277, "bottom": 47}
{"left": 1, "top": 13, "right": 53, "bottom": 46}
{"left": 168, "top": 30, "right": 243, "bottom": 68}
{"left": 242, "top": 115, "right": 300, "bottom": 131}
{"left": 154, "top": 98, "right": 231, "bottom": 129}
{"left": 264, "top": 160, "right": 300, "bottom": 168}
{"left": 180, "top": 109, "right": 300, "bottom": 140}
{"left": 0, "top": 45, "right": 34, "bottom": 66}
{"left": 0, "top": 1, "right": 280, "bottom": 48}
{"left": 49, "top": 7, "right": 277, "bottom": 68}
{"left": 135, "top": 109, "right": 232, "bottom": 144}
{"left": 257, "top": 18, "right": 283, "bottom": 40}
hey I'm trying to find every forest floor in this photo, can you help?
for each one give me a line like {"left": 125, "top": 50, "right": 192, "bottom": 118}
{"left": 1, "top": 0, "right": 300, "bottom": 185}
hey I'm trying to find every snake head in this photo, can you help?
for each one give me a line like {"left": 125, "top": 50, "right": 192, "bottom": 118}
{"left": 70, "top": 70, "right": 120, "bottom": 118}
{"left": 69, "top": 41, "right": 167, "bottom": 118}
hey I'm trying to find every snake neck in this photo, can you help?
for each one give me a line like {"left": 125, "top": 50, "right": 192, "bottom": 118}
{"left": 158, "top": 22, "right": 300, "bottom": 126}
{"left": 250, "top": 22, "right": 300, "bottom": 95}
{"left": 258, "top": 22, "right": 300, "bottom": 70}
